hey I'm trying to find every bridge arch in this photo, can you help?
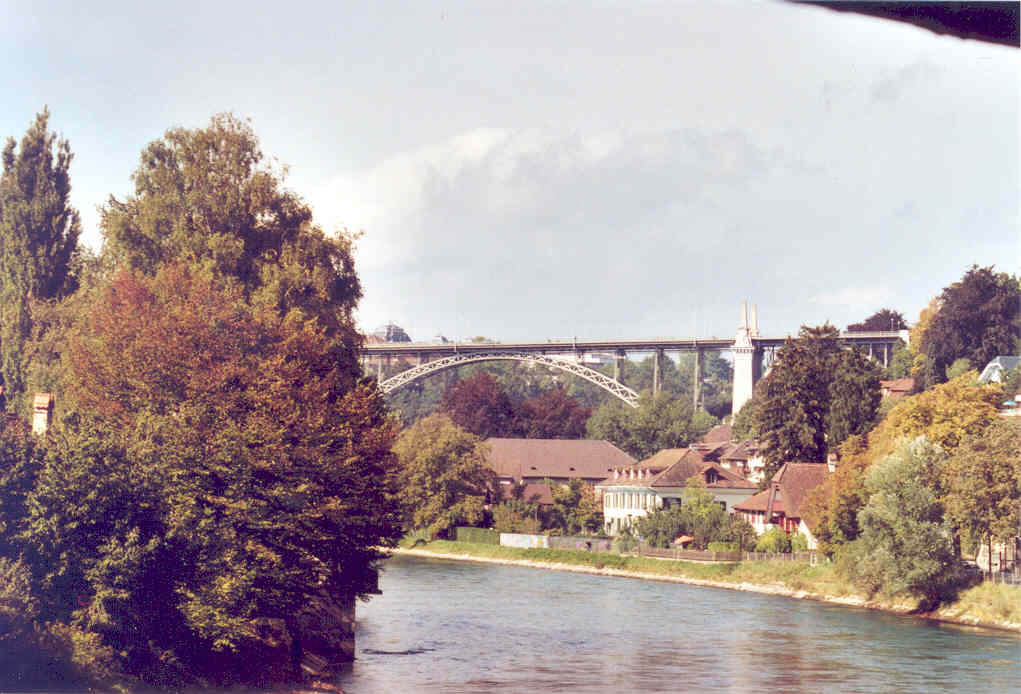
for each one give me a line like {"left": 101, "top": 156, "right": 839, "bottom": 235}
{"left": 378, "top": 351, "right": 640, "bottom": 407}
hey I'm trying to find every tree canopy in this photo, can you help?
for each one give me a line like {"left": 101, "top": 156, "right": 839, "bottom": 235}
{"left": 0, "top": 109, "right": 81, "bottom": 408}
{"left": 755, "top": 324, "right": 881, "bottom": 482}
{"left": 919, "top": 265, "right": 1020, "bottom": 385}
{"left": 392, "top": 414, "right": 495, "bottom": 538}
{"left": 586, "top": 391, "right": 716, "bottom": 460}
{"left": 847, "top": 308, "right": 907, "bottom": 332}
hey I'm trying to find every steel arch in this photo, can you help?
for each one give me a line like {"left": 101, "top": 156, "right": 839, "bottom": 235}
{"left": 378, "top": 352, "right": 639, "bottom": 407}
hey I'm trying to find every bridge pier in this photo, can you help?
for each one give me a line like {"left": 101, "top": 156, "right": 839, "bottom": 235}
{"left": 613, "top": 350, "right": 625, "bottom": 383}
{"left": 693, "top": 347, "right": 702, "bottom": 408}
{"left": 652, "top": 349, "right": 663, "bottom": 395}
{"left": 731, "top": 301, "right": 762, "bottom": 416}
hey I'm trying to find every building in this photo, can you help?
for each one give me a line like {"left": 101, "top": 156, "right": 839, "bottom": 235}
{"left": 483, "top": 438, "right": 636, "bottom": 504}
{"left": 596, "top": 447, "right": 758, "bottom": 535}
{"left": 733, "top": 462, "right": 830, "bottom": 549}
{"left": 689, "top": 423, "right": 765, "bottom": 483}
{"left": 879, "top": 378, "right": 914, "bottom": 399}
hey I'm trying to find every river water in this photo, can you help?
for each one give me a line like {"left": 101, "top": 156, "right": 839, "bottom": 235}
{"left": 336, "top": 554, "right": 1021, "bottom": 693}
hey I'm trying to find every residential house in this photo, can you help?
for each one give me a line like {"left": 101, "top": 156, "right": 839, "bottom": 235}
{"left": 483, "top": 438, "right": 636, "bottom": 505}
{"left": 691, "top": 423, "right": 765, "bottom": 483}
{"left": 879, "top": 378, "right": 914, "bottom": 399}
{"left": 596, "top": 447, "right": 757, "bottom": 535}
{"left": 733, "top": 462, "right": 830, "bottom": 549}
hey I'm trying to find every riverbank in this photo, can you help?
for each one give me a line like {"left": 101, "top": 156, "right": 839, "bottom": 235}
{"left": 391, "top": 541, "right": 1021, "bottom": 634}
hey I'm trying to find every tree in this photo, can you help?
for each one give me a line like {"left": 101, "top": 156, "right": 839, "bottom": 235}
{"left": 942, "top": 418, "right": 1021, "bottom": 573}
{"left": 440, "top": 371, "right": 518, "bottom": 438}
{"left": 392, "top": 414, "right": 496, "bottom": 539}
{"left": 26, "top": 265, "right": 402, "bottom": 684}
{"left": 586, "top": 391, "right": 716, "bottom": 460}
{"left": 804, "top": 373, "right": 1003, "bottom": 556}
{"left": 100, "top": 113, "right": 361, "bottom": 344}
{"left": 847, "top": 308, "right": 907, "bottom": 332}
{"left": 839, "top": 438, "right": 960, "bottom": 606}
{"left": 546, "top": 478, "right": 603, "bottom": 534}
{"left": 515, "top": 386, "right": 591, "bottom": 439}
{"left": 756, "top": 325, "right": 880, "bottom": 482}
{"left": 0, "top": 109, "right": 81, "bottom": 408}
{"left": 920, "top": 265, "right": 1020, "bottom": 386}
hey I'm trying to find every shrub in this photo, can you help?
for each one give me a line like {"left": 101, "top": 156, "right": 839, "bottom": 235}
{"left": 754, "top": 527, "right": 792, "bottom": 553}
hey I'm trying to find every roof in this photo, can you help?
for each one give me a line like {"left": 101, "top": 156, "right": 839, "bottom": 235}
{"left": 635, "top": 448, "right": 692, "bottom": 471}
{"left": 880, "top": 378, "right": 914, "bottom": 394}
{"left": 721, "top": 440, "right": 758, "bottom": 461}
{"left": 702, "top": 423, "right": 733, "bottom": 445}
{"left": 734, "top": 488, "right": 785, "bottom": 514}
{"left": 484, "top": 438, "right": 636, "bottom": 480}
{"left": 510, "top": 482, "right": 554, "bottom": 505}
{"left": 773, "top": 462, "right": 830, "bottom": 519}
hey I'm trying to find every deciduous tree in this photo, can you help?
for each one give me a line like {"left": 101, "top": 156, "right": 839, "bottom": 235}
{"left": 920, "top": 265, "right": 1020, "bottom": 385}
{"left": 392, "top": 414, "right": 496, "bottom": 539}
{"left": 440, "top": 371, "right": 517, "bottom": 438}
{"left": 586, "top": 392, "right": 716, "bottom": 460}
{"left": 515, "top": 385, "right": 591, "bottom": 439}
{"left": 847, "top": 308, "right": 907, "bottom": 332}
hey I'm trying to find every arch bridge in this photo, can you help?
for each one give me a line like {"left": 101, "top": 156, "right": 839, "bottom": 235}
{"left": 364, "top": 303, "right": 905, "bottom": 415}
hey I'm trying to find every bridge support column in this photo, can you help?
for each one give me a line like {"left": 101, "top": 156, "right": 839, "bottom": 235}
{"left": 653, "top": 349, "right": 663, "bottom": 395}
{"left": 693, "top": 348, "right": 702, "bottom": 409}
{"left": 731, "top": 301, "right": 762, "bottom": 416}
{"left": 613, "top": 350, "right": 625, "bottom": 383}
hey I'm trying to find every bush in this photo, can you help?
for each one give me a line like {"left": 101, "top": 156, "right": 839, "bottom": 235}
{"left": 455, "top": 527, "right": 500, "bottom": 545}
{"left": 791, "top": 533, "right": 811, "bottom": 552}
{"left": 754, "top": 528, "right": 792, "bottom": 553}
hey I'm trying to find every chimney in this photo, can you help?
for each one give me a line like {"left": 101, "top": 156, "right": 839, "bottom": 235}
{"left": 33, "top": 393, "right": 54, "bottom": 435}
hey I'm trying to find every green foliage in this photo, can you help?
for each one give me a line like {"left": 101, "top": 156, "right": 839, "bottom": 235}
{"left": 791, "top": 533, "right": 811, "bottom": 553}
{"left": 586, "top": 391, "right": 716, "bottom": 460}
{"left": 454, "top": 527, "right": 501, "bottom": 545}
{"left": 547, "top": 478, "right": 603, "bottom": 535}
{"left": 840, "top": 438, "right": 960, "bottom": 604}
{"left": 848, "top": 308, "right": 907, "bottom": 332}
{"left": 945, "top": 357, "right": 972, "bottom": 381}
{"left": 100, "top": 113, "right": 362, "bottom": 345}
{"left": 756, "top": 325, "right": 880, "bottom": 482}
{"left": 942, "top": 417, "right": 1021, "bottom": 569}
{"left": 634, "top": 488, "right": 755, "bottom": 551}
{"left": 884, "top": 341, "right": 914, "bottom": 380}
{"left": 754, "top": 527, "right": 793, "bottom": 553}
{"left": 920, "top": 265, "right": 1020, "bottom": 386}
{"left": 0, "top": 109, "right": 81, "bottom": 409}
{"left": 393, "top": 414, "right": 496, "bottom": 539}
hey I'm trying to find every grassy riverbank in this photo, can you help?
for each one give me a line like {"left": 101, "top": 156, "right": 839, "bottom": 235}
{"left": 392, "top": 540, "right": 1021, "bottom": 633}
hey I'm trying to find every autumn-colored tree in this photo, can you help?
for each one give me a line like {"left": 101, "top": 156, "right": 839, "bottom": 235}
{"left": 804, "top": 372, "right": 1004, "bottom": 556}
{"left": 546, "top": 478, "right": 603, "bottom": 535}
{"left": 21, "top": 265, "right": 401, "bottom": 685}
{"left": 441, "top": 370, "right": 517, "bottom": 438}
{"left": 392, "top": 414, "right": 496, "bottom": 538}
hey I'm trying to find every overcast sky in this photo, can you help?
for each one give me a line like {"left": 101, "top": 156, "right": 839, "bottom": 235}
{"left": 3, "top": 0, "right": 1018, "bottom": 342}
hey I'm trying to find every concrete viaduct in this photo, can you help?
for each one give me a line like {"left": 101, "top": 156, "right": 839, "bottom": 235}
{"left": 362, "top": 303, "right": 905, "bottom": 416}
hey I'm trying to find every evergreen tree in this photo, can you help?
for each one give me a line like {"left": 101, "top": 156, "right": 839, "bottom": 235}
{"left": 0, "top": 109, "right": 81, "bottom": 408}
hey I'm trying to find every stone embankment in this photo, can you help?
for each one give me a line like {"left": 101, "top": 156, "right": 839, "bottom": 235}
{"left": 392, "top": 547, "right": 1021, "bottom": 635}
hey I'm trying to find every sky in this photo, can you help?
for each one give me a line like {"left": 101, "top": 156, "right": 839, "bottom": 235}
{"left": 2, "top": 0, "right": 1018, "bottom": 343}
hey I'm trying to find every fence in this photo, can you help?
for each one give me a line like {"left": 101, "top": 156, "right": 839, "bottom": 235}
{"left": 637, "top": 545, "right": 818, "bottom": 564}
{"left": 986, "top": 567, "right": 1021, "bottom": 586}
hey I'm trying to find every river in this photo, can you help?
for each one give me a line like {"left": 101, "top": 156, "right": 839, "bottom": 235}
{"left": 335, "top": 554, "right": 1021, "bottom": 693}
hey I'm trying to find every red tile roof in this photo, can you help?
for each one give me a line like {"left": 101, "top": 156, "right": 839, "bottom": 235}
{"left": 702, "top": 423, "right": 733, "bottom": 445}
{"left": 734, "top": 462, "right": 828, "bottom": 520}
{"left": 597, "top": 448, "right": 756, "bottom": 490}
{"left": 484, "top": 438, "right": 636, "bottom": 481}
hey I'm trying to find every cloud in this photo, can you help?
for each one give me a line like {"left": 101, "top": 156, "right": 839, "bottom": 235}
{"left": 811, "top": 286, "right": 892, "bottom": 311}
{"left": 870, "top": 59, "right": 943, "bottom": 102}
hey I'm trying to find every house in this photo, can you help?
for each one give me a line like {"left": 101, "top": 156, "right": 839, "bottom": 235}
{"left": 596, "top": 447, "right": 758, "bottom": 535}
{"left": 879, "top": 378, "right": 914, "bottom": 399}
{"left": 483, "top": 438, "right": 636, "bottom": 504}
{"left": 733, "top": 462, "right": 830, "bottom": 549}
{"left": 978, "top": 356, "right": 1021, "bottom": 384}
{"left": 690, "top": 423, "right": 766, "bottom": 482}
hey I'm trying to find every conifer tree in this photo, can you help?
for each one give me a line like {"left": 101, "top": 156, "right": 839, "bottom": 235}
{"left": 0, "top": 109, "right": 81, "bottom": 407}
